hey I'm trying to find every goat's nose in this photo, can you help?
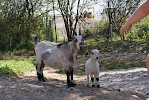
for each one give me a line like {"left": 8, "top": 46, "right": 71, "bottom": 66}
{"left": 96, "top": 57, "right": 98, "bottom": 60}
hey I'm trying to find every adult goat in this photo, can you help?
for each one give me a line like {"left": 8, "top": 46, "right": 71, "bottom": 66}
{"left": 34, "top": 33, "right": 83, "bottom": 87}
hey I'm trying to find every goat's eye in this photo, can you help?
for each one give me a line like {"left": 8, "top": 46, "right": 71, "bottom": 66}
{"left": 91, "top": 53, "right": 94, "bottom": 55}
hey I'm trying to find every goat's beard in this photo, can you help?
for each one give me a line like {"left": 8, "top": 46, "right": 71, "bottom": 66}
{"left": 78, "top": 47, "right": 84, "bottom": 55}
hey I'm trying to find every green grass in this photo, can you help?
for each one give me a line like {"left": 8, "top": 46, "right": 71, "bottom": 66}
{"left": 83, "top": 36, "right": 146, "bottom": 70}
{"left": 84, "top": 36, "right": 146, "bottom": 53}
{"left": 0, "top": 58, "right": 35, "bottom": 76}
{"left": 84, "top": 37, "right": 112, "bottom": 52}
{"left": 100, "top": 60, "right": 145, "bottom": 70}
{"left": 0, "top": 34, "right": 147, "bottom": 77}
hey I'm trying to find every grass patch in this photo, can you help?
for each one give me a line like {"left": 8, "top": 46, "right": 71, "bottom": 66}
{"left": 0, "top": 58, "right": 35, "bottom": 76}
{"left": 84, "top": 36, "right": 146, "bottom": 53}
{"left": 100, "top": 60, "right": 145, "bottom": 70}
{"left": 84, "top": 37, "right": 118, "bottom": 52}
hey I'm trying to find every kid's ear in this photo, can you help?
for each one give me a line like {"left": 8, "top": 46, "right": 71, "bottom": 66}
{"left": 86, "top": 50, "right": 90, "bottom": 55}
{"left": 75, "top": 39, "right": 78, "bottom": 42}
{"left": 86, "top": 52, "right": 89, "bottom": 55}
{"left": 90, "top": 49, "right": 93, "bottom": 53}
{"left": 86, "top": 49, "right": 93, "bottom": 55}
{"left": 72, "top": 38, "right": 78, "bottom": 42}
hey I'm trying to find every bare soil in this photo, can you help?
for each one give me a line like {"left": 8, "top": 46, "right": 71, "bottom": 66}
{"left": 0, "top": 67, "right": 148, "bottom": 100}
{"left": 0, "top": 53, "right": 149, "bottom": 100}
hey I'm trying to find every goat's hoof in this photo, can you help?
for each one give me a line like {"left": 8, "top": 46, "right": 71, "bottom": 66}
{"left": 38, "top": 77, "right": 47, "bottom": 82}
{"left": 92, "top": 85, "right": 95, "bottom": 87}
{"left": 68, "top": 82, "right": 76, "bottom": 88}
{"left": 73, "top": 82, "right": 76, "bottom": 86}
{"left": 39, "top": 79, "right": 46, "bottom": 82}
{"left": 97, "top": 85, "right": 100, "bottom": 88}
{"left": 37, "top": 73, "right": 47, "bottom": 82}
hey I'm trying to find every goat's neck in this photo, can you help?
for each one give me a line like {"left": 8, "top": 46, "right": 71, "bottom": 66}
{"left": 89, "top": 58, "right": 98, "bottom": 68}
{"left": 69, "top": 41, "right": 78, "bottom": 55}
{"left": 90, "top": 58, "right": 97, "bottom": 63}
{"left": 69, "top": 41, "right": 78, "bottom": 62}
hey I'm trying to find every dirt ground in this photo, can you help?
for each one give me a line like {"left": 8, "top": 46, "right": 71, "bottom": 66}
{"left": 0, "top": 66, "right": 148, "bottom": 100}
{"left": 0, "top": 53, "right": 149, "bottom": 100}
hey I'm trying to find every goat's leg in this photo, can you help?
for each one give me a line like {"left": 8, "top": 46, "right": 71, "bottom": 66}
{"left": 70, "top": 68, "right": 73, "bottom": 80}
{"left": 66, "top": 71, "right": 71, "bottom": 87}
{"left": 95, "top": 74, "right": 100, "bottom": 88}
{"left": 36, "top": 61, "right": 46, "bottom": 82}
{"left": 86, "top": 74, "right": 90, "bottom": 86}
{"left": 65, "top": 70, "right": 76, "bottom": 87}
{"left": 91, "top": 75, "right": 95, "bottom": 87}
{"left": 70, "top": 68, "right": 76, "bottom": 86}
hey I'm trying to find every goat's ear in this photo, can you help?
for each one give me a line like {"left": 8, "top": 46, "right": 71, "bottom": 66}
{"left": 86, "top": 52, "right": 89, "bottom": 55}
{"left": 98, "top": 49, "right": 100, "bottom": 53}
{"left": 98, "top": 50, "right": 101, "bottom": 56}
{"left": 85, "top": 50, "right": 90, "bottom": 55}
{"left": 87, "top": 50, "right": 92, "bottom": 55}
{"left": 90, "top": 49, "right": 93, "bottom": 53}
{"left": 71, "top": 36, "right": 77, "bottom": 42}
{"left": 83, "top": 34, "right": 90, "bottom": 39}
{"left": 72, "top": 29, "right": 77, "bottom": 36}
{"left": 74, "top": 39, "right": 78, "bottom": 42}
{"left": 71, "top": 29, "right": 77, "bottom": 39}
{"left": 79, "top": 27, "right": 81, "bottom": 35}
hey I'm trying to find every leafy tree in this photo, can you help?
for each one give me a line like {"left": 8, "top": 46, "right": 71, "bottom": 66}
{"left": 0, "top": 0, "right": 52, "bottom": 51}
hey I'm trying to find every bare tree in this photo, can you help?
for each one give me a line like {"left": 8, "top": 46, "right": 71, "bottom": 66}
{"left": 104, "top": 0, "right": 141, "bottom": 33}
{"left": 57, "top": 0, "right": 99, "bottom": 41}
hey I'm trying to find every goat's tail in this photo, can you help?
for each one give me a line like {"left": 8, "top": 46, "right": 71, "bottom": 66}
{"left": 31, "top": 34, "right": 38, "bottom": 56}
{"left": 31, "top": 34, "right": 38, "bottom": 47}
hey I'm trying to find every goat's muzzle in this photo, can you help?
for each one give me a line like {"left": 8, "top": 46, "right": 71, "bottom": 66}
{"left": 78, "top": 46, "right": 84, "bottom": 55}
{"left": 96, "top": 57, "right": 98, "bottom": 60}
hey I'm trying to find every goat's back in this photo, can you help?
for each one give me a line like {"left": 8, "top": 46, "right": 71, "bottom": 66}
{"left": 34, "top": 41, "right": 74, "bottom": 70}
{"left": 42, "top": 48, "right": 65, "bottom": 68}
{"left": 35, "top": 41, "right": 57, "bottom": 56}
{"left": 34, "top": 41, "right": 57, "bottom": 63}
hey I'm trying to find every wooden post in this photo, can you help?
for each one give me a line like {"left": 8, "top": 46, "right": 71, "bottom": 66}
{"left": 49, "top": 18, "right": 53, "bottom": 42}
{"left": 46, "top": 14, "right": 50, "bottom": 41}
{"left": 107, "top": 1, "right": 113, "bottom": 53}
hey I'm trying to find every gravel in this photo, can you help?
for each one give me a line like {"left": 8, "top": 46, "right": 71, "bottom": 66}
{"left": 0, "top": 67, "right": 149, "bottom": 100}
{"left": 99, "top": 67, "right": 149, "bottom": 95}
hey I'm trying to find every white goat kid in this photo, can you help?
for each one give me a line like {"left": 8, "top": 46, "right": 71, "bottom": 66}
{"left": 85, "top": 49, "right": 100, "bottom": 88}
{"left": 34, "top": 33, "right": 83, "bottom": 87}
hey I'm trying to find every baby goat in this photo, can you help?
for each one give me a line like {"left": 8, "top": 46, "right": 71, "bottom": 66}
{"left": 85, "top": 49, "right": 100, "bottom": 88}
